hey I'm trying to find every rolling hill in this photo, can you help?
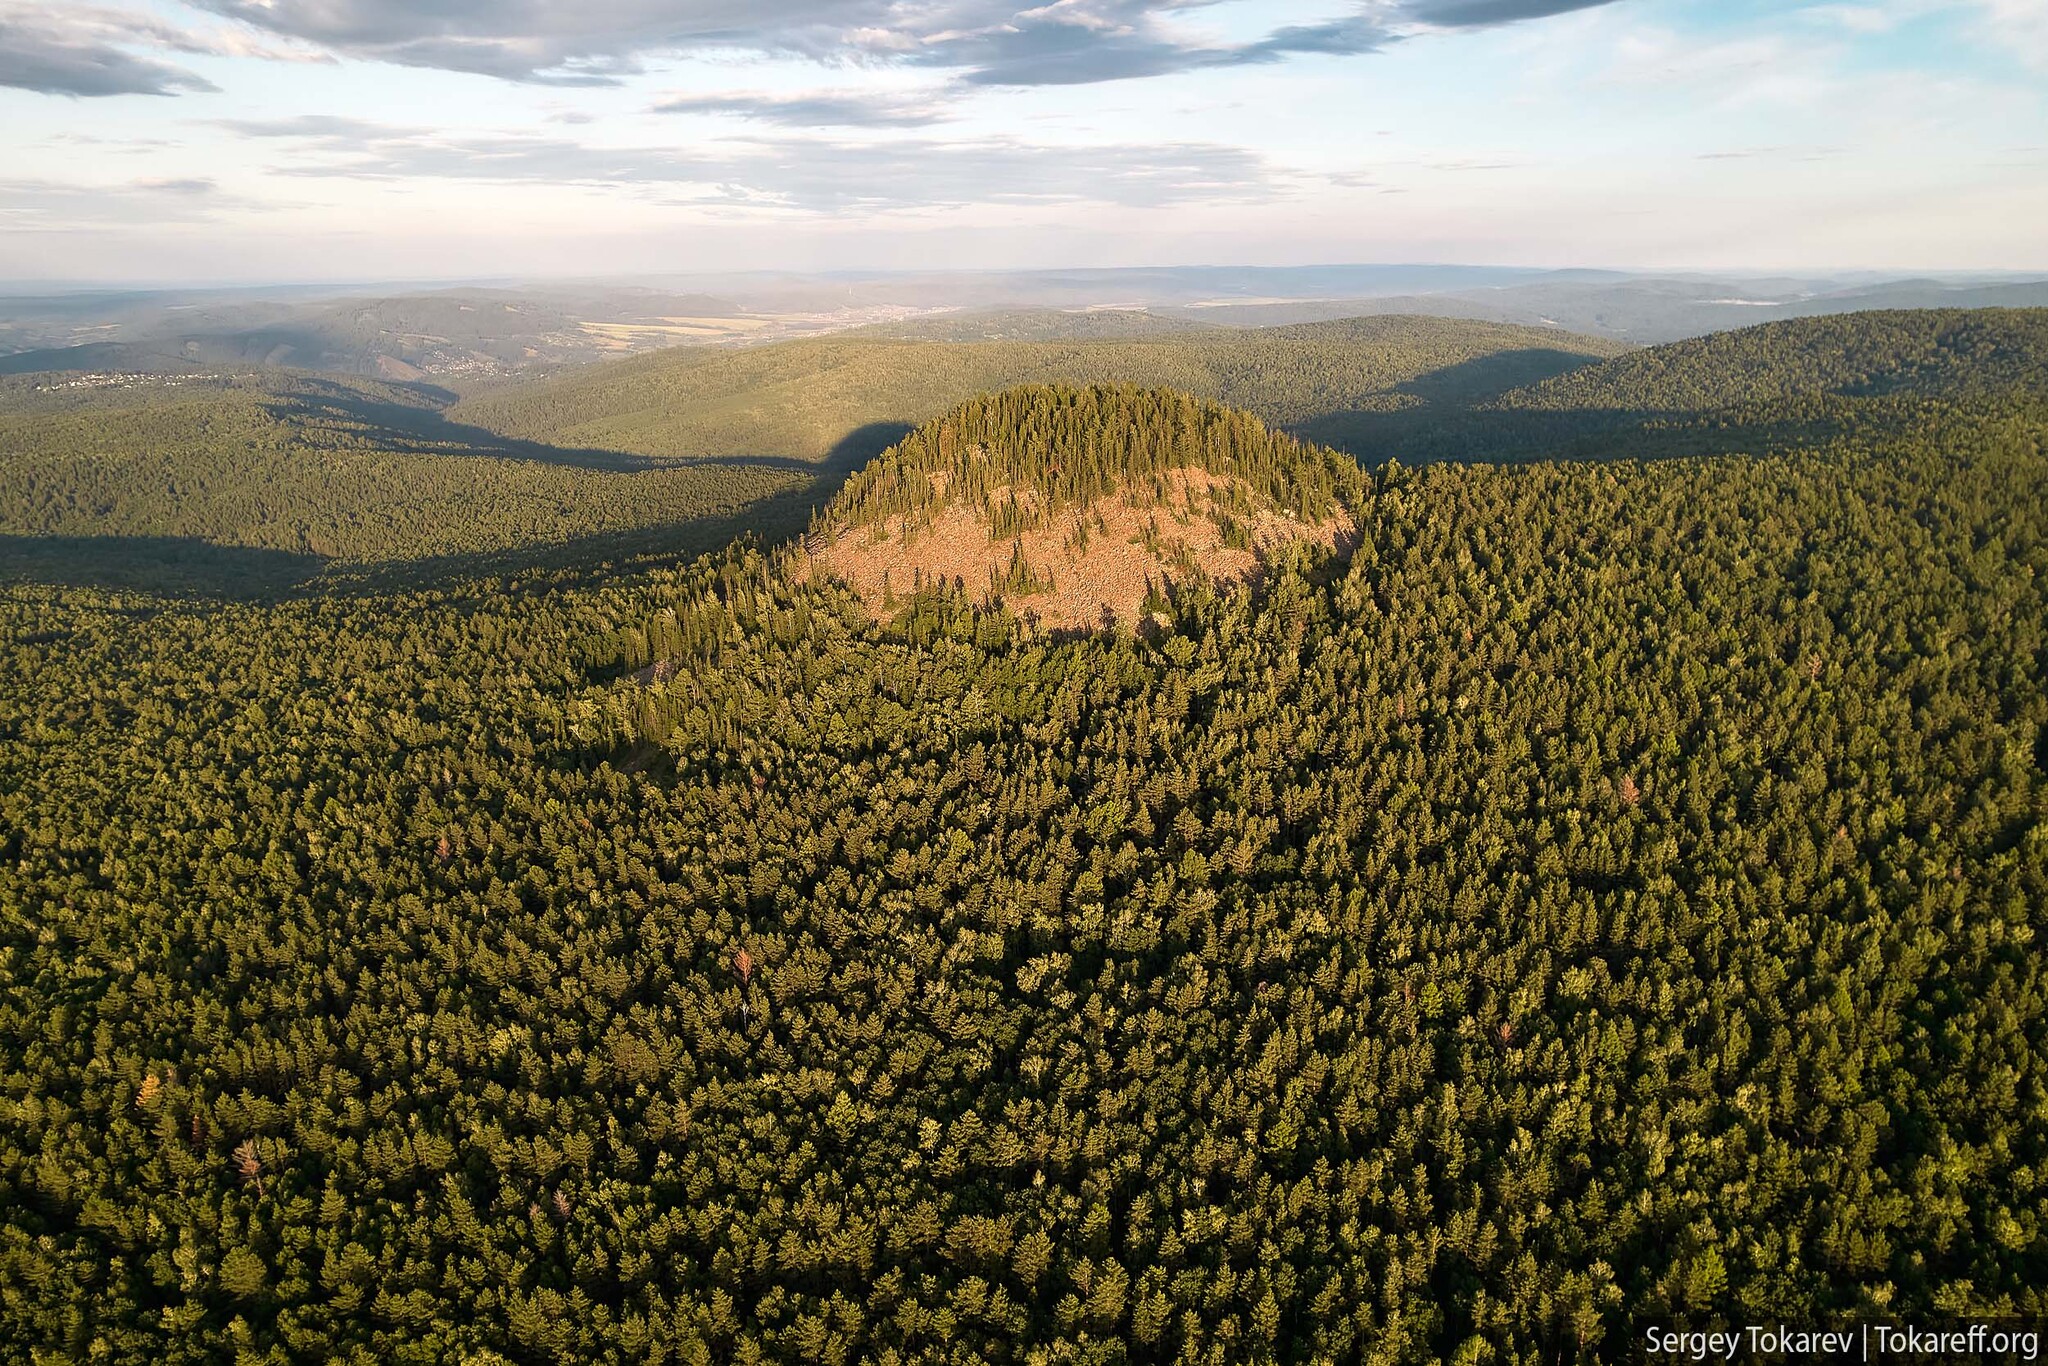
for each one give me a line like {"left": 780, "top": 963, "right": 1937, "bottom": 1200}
{"left": 1159, "top": 274, "right": 2048, "bottom": 343}
{"left": 1361, "top": 308, "right": 2048, "bottom": 465}
{"left": 0, "top": 287, "right": 756, "bottom": 383}
{"left": 1499, "top": 307, "right": 2048, "bottom": 412}
{"left": 0, "top": 313, "right": 1619, "bottom": 598}
{"left": 842, "top": 308, "right": 1218, "bottom": 343}
{"left": 0, "top": 372, "right": 805, "bottom": 594}
{"left": 447, "top": 314, "right": 1629, "bottom": 467}
{"left": 8, "top": 309, "right": 2043, "bottom": 599}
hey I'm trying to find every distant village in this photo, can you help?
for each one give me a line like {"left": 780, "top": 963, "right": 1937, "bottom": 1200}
{"left": 28, "top": 372, "right": 235, "bottom": 393}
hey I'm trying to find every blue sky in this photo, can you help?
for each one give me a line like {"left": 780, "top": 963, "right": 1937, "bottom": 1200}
{"left": 2, "top": 0, "right": 2044, "bottom": 282}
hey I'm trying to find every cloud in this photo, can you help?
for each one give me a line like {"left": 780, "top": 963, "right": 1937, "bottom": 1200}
{"left": 42, "top": 133, "right": 181, "bottom": 154}
{"left": 0, "top": 0, "right": 1635, "bottom": 100}
{"left": 0, "top": 177, "right": 256, "bottom": 232}
{"left": 179, "top": 0, "right": 1617, "bottom": 86}
{"left": 1773, "top": 1, "right": 2048, "bottom": 74}
{"left": 185, "top": 0, "right": 844, "bottom": 83}
{"left": 925, "top": 22, "right": 1248, "bottom": 87}
{"left": 0, "top": 9, "right": 219, "bottom": 96}
{"left": 1398, "top": 0, "right": 1628, "bottom": 27}
{"left": 1973, "top": 0, "right": 2048, "bottom": 71}
{"left": 653, "top": 89, "right": 954, "bottom": 128}
{"left": 1597, "top": 27, "right": 1837, "bottom": 109}
{"left": 221, "top": 117, "right": 1285, "bottom": 211}
{"left": 906, "top": 3, "right": 1394, "bottom": 87}
{"left": 0, "top": 3, "right": 333, "bottom": 97}
{"left": 1240, "top": 13, "right": 1393, "bottom": 59}
{"left": 214, "top": 115, "right": 396, "bottom": 140}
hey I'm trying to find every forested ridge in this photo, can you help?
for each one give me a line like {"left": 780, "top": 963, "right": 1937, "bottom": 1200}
{"left": 1373, "top": 309, "right": 2048, "bottom": 469}
{"left": 1, "top": 310, "right": 2046, "bottom": 1364}
{"left": 1501, "top": 309, "right": 2048, "bottom": 413}
{"left": 0, "top": 373, "right": 806, "bottom": 594}
{"left": 446, "top": 316, "right": 1626, "bottom": 464}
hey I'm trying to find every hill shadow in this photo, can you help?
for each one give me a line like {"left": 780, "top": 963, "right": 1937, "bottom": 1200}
{"left": 1292, "top": 347, "right": 1614, "bottom": 464}
{"left": 1285, "top": 349, "right": 1890, "bottom": 467}
{"left": 0, "top": 419, "right": 917, "bottom": 602}
{"left": 815, "top": 421, "right": 915, "bottom": 478}
{"left": 412, "top": 422, "right": 909, "bottom": 591}
{"left": 274, "top": 387, "right": 913, "bottom": 485}
{"left": 322, "top": 421, "right": 912, "bottom": 598}
{"left": 1309, "top": 404, "right": 1859, "bottom": 467}
{"left": 1402, "top": 347, "right": 1612, "bottom": 407}
{"left": 0, "top": 535, "right": 329, "bottom": 597}
{"left": 271, "top": 387, "right": 669, "bottom": 471}
{"left": 332, "top": 488, "right": 831, "bottom": 598}
{"left": 0, "top": 501, "right": 805, "bottom": 603}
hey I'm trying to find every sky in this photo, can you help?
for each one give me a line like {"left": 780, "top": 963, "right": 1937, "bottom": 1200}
{"left": 1, "top": 0, "right": 2045, "bottom": 283}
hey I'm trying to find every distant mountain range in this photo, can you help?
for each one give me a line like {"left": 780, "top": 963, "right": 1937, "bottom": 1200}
{"left": 3, "top": 267, "right": 2043, "bottom": 383}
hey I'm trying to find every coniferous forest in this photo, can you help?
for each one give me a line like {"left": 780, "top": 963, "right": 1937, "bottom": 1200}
{"left": 2, "top": 310, "right": 2046, "bottom": 1364}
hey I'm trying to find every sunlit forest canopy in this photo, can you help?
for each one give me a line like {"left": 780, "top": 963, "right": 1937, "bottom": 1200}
{"left": 1500, "top": 308, "right": 2048, "bottom": 412}
{"left": 0, "top": 308, "right": 2044, "bottom": 1363}
{"left": 822, "top": 385, "right": 1361, "bottom": 534}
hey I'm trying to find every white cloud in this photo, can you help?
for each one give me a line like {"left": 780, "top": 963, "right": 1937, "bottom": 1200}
{"left": 167, "top": 0, "right": 1630, "bottom": 86}
{"left": 0, "top": 2, "right": 332, "bottom": 96}
{"left": 0, "top": 175, "right": 278, "bottom": 232}
{"left": 1973, "top": 0, "right": 2048, "bottom": 69}
{"left": 652, "top": 88, "right": 957, "bottom": 127}
{"left": 0, "top": 6, "right": 218, "bottom": 96}
{"left": 216, "top": 117, "right": 1295, "bottom": 212}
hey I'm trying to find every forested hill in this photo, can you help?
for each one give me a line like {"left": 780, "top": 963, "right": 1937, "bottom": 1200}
{"left": 805, "top": 386, "right": 1363, "bottom": 628}
{"left": 822, "top": 385, "right": 1361, "bottom": 534}
{"left": 0, "top": 371, "right": 806, "bottom": 594}
{"left": 1356, "top": 308, "right": 2048, "bottom": 466}
{"left": 446, "top": 315, "right": 1626, "bottom": 465}
{"left": 1500, "top": 308, "right": 2048, "bottom": 413}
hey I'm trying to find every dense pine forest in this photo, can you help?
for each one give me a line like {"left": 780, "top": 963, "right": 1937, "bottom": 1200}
{"left": 2, "top": 310, "right": 2046, "bottom": 1363}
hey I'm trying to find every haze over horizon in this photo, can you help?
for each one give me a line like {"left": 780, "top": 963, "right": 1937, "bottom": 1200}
{"left": 4, "top": 0, "right": 2046, "bottom": 284}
